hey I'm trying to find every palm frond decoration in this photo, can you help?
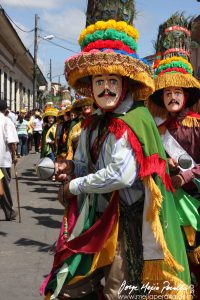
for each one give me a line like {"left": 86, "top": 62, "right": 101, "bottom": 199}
{"left": 153, "top": 12, "right": 196, "bottom": 62}
{"left": 86, "top": 0, "right": 136, "bottom": 26}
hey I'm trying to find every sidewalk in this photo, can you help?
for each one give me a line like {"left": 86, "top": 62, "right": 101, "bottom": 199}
{"left": 0, "top": 152, "right": 63, "bottom": 300}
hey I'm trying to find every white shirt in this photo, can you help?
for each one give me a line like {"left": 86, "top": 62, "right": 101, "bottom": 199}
{"left": 7, "top": 111, "right": 17, "bottom": 124}
{"left": 69, "top": 94, "right": 144, "bottom": 208}
{"left": 32, "top": 117, "right": 43, "bottom": 132}
{"left": 0, "top": 113, "right": 19, "bottom": 168}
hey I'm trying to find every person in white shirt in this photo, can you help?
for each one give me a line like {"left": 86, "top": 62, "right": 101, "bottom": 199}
{"left": 32, "top": 111, "right": 43, "bottom": 153}
{"left": 7, "top": 107, "right": 17, "bottom": 125}
{"left": 0, "top": 100, "right": 19, "bottom": 221}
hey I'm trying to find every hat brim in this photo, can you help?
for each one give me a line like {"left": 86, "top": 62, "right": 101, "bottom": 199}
{"left": 73, "top": 98, "right": 93, "bottom": 108}
{"left": 65, "top": 52, "right": 154, "bottom": 100}
{"left": 150, "top": 73, "right": 200, "bottom": 107}
{"left": 42, "top": 111, "right": 58, "bottom": 119}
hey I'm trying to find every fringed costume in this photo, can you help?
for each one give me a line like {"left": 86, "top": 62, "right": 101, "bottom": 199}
{"left": 41, "top": 6, "right": 191, "bottom": 300}
{"left": 149, "top": 12, "right": 200, "bottom": 299}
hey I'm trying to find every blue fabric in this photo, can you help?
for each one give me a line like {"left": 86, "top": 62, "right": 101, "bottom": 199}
{"left": 99, "top": 48, "right": 151, "bottom": 66}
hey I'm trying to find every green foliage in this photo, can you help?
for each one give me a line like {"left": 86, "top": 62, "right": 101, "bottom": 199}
{"left": 86, "top": 0, "right": 136, "bottom": 26}
{"left": 153, "top": 12, "right": 195, "bottom": 58}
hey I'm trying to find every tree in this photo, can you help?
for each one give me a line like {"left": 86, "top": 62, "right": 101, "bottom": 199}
{"left": 85, "top": 0, "right": 136, "bottom": 26}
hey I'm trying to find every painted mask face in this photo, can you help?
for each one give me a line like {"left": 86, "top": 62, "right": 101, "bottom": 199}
{"left": 64, "top": 113, "right": 70, "bottom": 121}
{"left": 92, "top": 74, "right": 122, "bottom": 110}
{"left": 48, "top": 116, "right": 55, "bottom": 124}
{"left": 163, "top": 87, "right": 185, "bottom": 113}
{"left": 70, "top": 112, "right": 77, "bottom": 120}
{"left": 82, "top": 105, "right": 92, "bottom": 116}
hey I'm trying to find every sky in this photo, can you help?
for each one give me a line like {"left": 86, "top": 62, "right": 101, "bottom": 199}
{"left": 0, "top": 0, "right": 199, "bottom": 87}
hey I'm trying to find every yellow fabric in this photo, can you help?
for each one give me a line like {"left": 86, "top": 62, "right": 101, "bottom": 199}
{"left": 72, "top": 98, "right": 93, "bottom": 110}
{"left": 182, "top": 116, "right": 200, "bottom": 127}
{"left": 27, "top": 120, "right": 33, "bottom": 134}
{"left": 78, "top": 19, "right": 139, "bottom": 44}
{"left": 154, "top": 73, "right": 200, "bottom": 92}
{"left": 67, "top": 201, "right": 119, "bottom": 285}
{"left": 67, "top": 122, "right": 82, "bottom": 160}
{"left": 144, "top": 175, "right": 184, "bottom": 273}
{"left": 0, "top": 169, "right": 4, "bottom": 196}
{"left": 57, "top": 110, "right": 66, "bottom": 118}
{"left": 183, "top": 226, "right": 196, "bottom": 246}
{"left": 44, "top": 291, "right": 52, "bottom": 300}
{"left": 158, "top": 56, "right": 193, "bottom": 72}
{"left": 64, "top": 105, "right": 72, "bottom": 113}
{"left": 46, "top": 124, "right": 57, "bottom": 143}
{"left": 0, "top": 169, "right": 4, "bottom": 180}
{"left": 42, "top": 108, "right": 58, "bottom": 119}
{"left": 143, "top": 260, "right": 192, "bottom": 299}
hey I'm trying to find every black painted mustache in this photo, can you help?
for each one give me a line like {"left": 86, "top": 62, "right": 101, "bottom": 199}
{"left": 98, "top": 89, "right": 116, "bottom": 98}
{"left": 168, "top": 100, "right": 180, "bottom": 105}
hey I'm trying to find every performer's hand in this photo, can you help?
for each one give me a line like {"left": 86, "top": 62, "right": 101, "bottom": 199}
{"left": 58, "top": 182, "right": 74, "bottom": 207}
{"left": 168, "top": 158, "right": 178, "bottom": 171}
{"left": 171, "top": 174, "right": 185, "bottom": 189}
{"left": 55, "top": 160, "right": 74, "bottom": 181}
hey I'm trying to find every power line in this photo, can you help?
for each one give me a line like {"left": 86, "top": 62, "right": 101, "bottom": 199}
{"left": 44, "top": 39, "right": 79, "bottom": 53}
{"left": 52, "top": 73, "right": 65, "bottom": 79}
{"left": 40, "top": 28, "right": 78, "bottom": 47}
{"left": 0, "top": 5, "right": 34, "bottom": 33}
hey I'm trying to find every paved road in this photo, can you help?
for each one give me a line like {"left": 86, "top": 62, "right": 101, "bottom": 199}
{"left": 0, "top": 152, "right": 63, "bottom": 300}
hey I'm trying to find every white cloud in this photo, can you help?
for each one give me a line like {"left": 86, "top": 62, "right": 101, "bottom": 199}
{"left": 42, "top": 8, "right": 86, "bottom": 42}
{"left": 3, "top": 0, "right": 62, "bottom": 9}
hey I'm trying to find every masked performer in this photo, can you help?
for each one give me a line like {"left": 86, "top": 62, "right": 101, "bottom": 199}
{"left": 148, "top": 12, "right": 200, "bottom": 299}
{"left": 41, "top": 9, "right": 191, "bottom": 300}
{"left": 67, "top": 97, "right": 93, "bottom": 158}
{"left": 56, "top": 105, "right": 73, "bottom": 161}
{"left": 41, "top": 107, "right": 58, "bottom": 161}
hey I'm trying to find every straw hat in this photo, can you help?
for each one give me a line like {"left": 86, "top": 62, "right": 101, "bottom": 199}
{"left": 65, "top": 19, "right": 154, "bottom": 100}
{"left": 149, "top": 12, "right": 200, "bottom": 114}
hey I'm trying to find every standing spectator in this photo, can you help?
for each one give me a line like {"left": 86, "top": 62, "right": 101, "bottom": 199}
{"left": 16, "top": 109, "right": 28, "bottom": 157}
{"left": 0, "top": 100, "right": 19, "bottom": 221}
{"left": 32, "top": 111, "right": 43, "bottom": 153}
{"left": 7, "top": 106, "right": 17, "bottom": 125}
{"left": 25, "top": 111, "right": 34, "bottom": 153}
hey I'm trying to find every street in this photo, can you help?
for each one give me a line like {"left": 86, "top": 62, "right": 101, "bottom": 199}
{"left": 0, "top": 152, "right": 63, "bottom": 300}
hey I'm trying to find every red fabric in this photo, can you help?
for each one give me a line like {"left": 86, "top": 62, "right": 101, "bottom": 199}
{"left": 159, "top": 118, "right": 180, "bottom": 130}
{"left": 187, "top": 111, "right": 200, "bottom": 119}
{"left": 163, "top": 173, "right": 175, "bottom": 193}
{"left": 164, "top": 48, "right": 190, "bottom": 58}
{"left": 56, "top": 197, "right": 78, "bottom": 252}
{"left": 66, "top": 197, "right": 78, "bottom": 237}
{"left": 53, "top": 192, "right": 119, "bottom": 269}
{"left": 159, "top": 67, "right": 188, "bottom": 76}
{"left": 40, "top": 192, "right": 119, "bottom": 294}
{"left": 83, "top": 39, "right": 135, "bottom": 54}
{"left": 82, "top": 116, "right": 95, "bottom": 129}
{"left": 108, "top": 118, "right": 172, "bottom": 191}
{"left": 82, "top": 116, "right": 172, "bottom": 191}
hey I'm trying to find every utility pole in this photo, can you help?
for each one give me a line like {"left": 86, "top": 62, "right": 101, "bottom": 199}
{"left": 49, "top": 58, "right": 52, "bottom": 84}
{"left": 33, "top": 14, "right": 39, "bottom": 109}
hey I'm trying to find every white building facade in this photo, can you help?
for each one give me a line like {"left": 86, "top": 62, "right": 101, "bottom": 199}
{"left": 0, "top": 8, "right": 47, "bottom": 111}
